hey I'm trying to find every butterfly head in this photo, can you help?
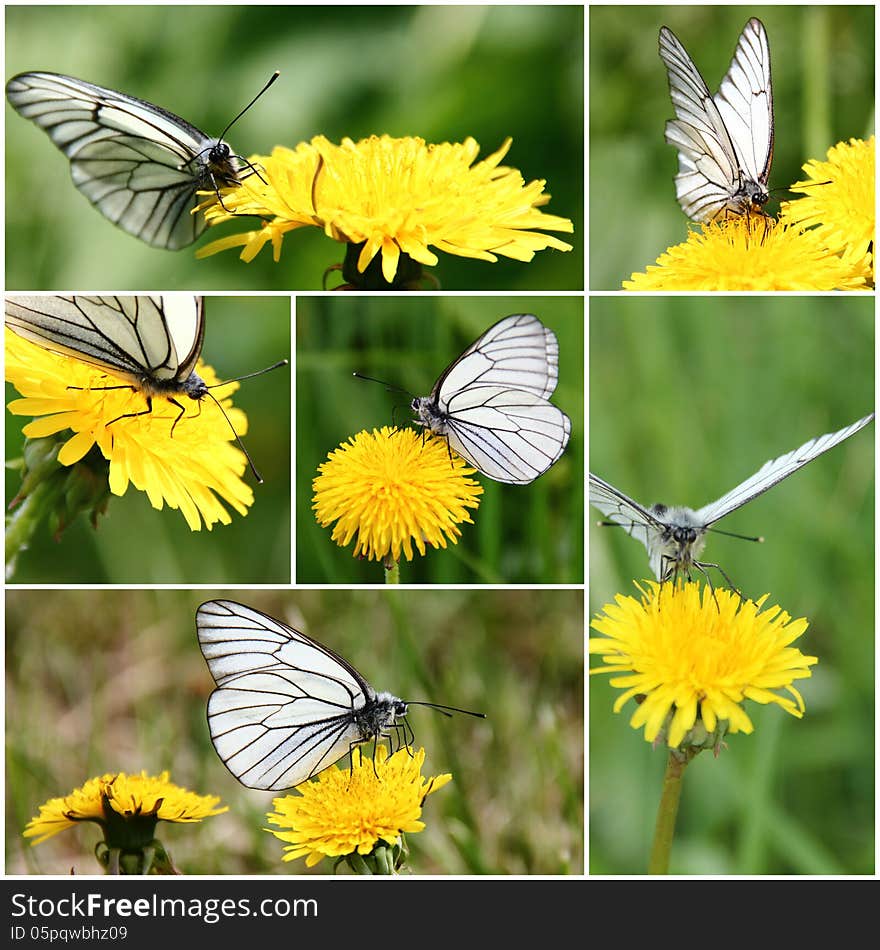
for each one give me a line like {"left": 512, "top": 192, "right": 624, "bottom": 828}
{"left": 411, "top": 395, "right": 447, "bottom": 435}
{"left": 355, "top": 691, "right": 409, "bottom": 741}
{"left": 196, "top": 138, "right": 241, "bottom": 185}
{"left": 734, "top": 178, "right": 770, "bottom": 214}
{"left": 647, "top": 504, "right": 708, "bottom": 574}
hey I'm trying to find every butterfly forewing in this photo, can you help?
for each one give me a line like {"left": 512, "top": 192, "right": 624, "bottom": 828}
{"left": 436, "top": 313, "right": 561, "bottom": 400}
{"left": 714, "top": 18, "right": 773, "bottom": 186}
{"left": 695, "top": 413, "right": 874, "bottom": 526}
{"left": 4, "top": 294, "right": 204, "bottom": 386}
{"left": 6, "top": 71, "right": 239, "bottom": 249}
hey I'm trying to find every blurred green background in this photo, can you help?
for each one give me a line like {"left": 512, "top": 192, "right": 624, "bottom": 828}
{"left": 4, "top": 295, "right": 291, "bottom": 583}
{"left": 589, "top": 297, "right": 874, "bottom": 874}
{"left": 590, "top": 5, "right": 875, "bottom": 288}
{"left": 5, "top": 5, "right": 583, "bottom": 291}
{"left": 296, "top": 295, "right": 584, "bottom": 583}
{"left": 6, "top": 587, "right": 584, "bottom": 875}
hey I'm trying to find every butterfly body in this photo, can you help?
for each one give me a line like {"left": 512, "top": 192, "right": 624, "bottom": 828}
{"left": 645, "top": 504, "right": 708, "bottom": 579}
{"left": 6, "top": 71, "right": 243, "bottom": 248}
{"left": 659, "top": 18, "right": 774, "bottom": 222}
{"left": 591, "top": 412, "right": 874, "bottom": 582}
{"left": 412, "top": 313, "right": 571, "bottom": 485}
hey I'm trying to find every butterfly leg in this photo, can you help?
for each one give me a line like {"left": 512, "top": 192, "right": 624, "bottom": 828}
{"left": 235, "top": 156, "right": 269, "bottom": 187}
{"left": 167, "top": 397, "right": 191, "bottom": 437}
{"left": 67, "top": 385, "right": 154, "bottom": 428}
{"left": 696, "top": 560, "right": 744, "bottom": 604}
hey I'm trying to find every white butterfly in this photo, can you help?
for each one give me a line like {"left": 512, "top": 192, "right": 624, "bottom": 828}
{"left": 659, "top": 18, "right": 774, "bottom": 222}
{"left": 5, "top": 70, "right": 277, "bottom": 249}
{"left": 4, "top": 294, "right": 287, "bottom": 480}
{"left": 196, "top": 600, "right": 484, "bottom": 791}
{"left": 411, "top": 314, "right": 571, "bottom": 485}
{"left": 590, "top": 413, "right": 874, "bottom": 582}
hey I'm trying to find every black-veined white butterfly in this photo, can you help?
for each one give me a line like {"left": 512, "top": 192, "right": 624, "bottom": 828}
{"left": 196, "top": 600, "right": 485, "bottom": 791}
{"left": 590, "top": 412, "right": 873, "bottom": 584}
{"left": 5, "top": 70, "right": 278, "bottom": 249}
{"left": 659, "top": 18, "right": 774, "bottom": 222}
{"left": 4, "top": 294, "right": 287, "bottom": 481}
{"left": 410, "top": 314, "right": 571, "bottom": 485}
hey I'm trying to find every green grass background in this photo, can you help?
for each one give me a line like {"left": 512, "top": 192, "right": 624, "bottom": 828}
{"left": 5, "top": 4, "right": 583, "bottom": 291}
{"left": 4, "top": 295, "right": 292, "bottom": 584}
{"left": 590, "top": 4, "right": 875, "bottom": 288}
{"left": 589, "top": 296, "right": 874, "bottom": 874}
{"left": 6, "top": 587, "right": 584, "bottom": 876}
{"left": 296, "top": 295, "right": 584, "bottom": 584}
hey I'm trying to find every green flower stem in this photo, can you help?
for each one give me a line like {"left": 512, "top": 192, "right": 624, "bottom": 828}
{"left": 5, "top": 479, "right": 62, "bottom": 579}
{"left": 373, "top": 845, "right": 396, "bottom": 875}
{"left": 347, "top": 853, "right": 373, "bottom": 875}
{"left": 648, "top": 752, "right": 688, "bottom": 874}
{"left": 384, "top": 557, "right": 400, "bottom": 585}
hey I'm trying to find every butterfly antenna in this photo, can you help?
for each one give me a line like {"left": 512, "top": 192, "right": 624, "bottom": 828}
{"left": 706, "top": 526, "right": 764, "bottom": 543}
{"left": 210, "top": 359, "right": 289, "bottom": 387}
{"left": 203, "top": 391, "right": 264, "bottom": 483}
{"left": 203, "top": 358, "right": 288, "bottom": 483}
{"left": 352, "top": 371, "right": 414, "bottom": 398}
{"left": 407, "top": 701, "right": 486, "bottom": 720}
{"left": 217, "top": 70, "right": 280, "bottom": 141}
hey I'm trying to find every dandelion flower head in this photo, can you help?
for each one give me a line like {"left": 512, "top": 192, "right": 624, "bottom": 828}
{"left": 589, "top": 582, "right": 818, "bottom": 750}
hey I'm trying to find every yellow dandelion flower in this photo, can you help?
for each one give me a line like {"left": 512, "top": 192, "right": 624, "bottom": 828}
{"left": 589, "top": 582, "right": 818, "bottom": 751}
{"left": 624, "top": 215, "right": 870, "bottom": 291}
{"left": 781, "top": 136, "right": 875, "bottom": 284}
{"left": 5, "top": 329, "right": 254, "bottom": 531}
{"left": 196, "top": 135, "right": 574, "bottom": 286}
{"left": 265, "top": 746, "right": 451, "bottom": 871}
{"left": 24, "top": 770, "right": 226, "bottom": 844}
{"left": 312, "top": 426, "right": 482, "bottom": 563}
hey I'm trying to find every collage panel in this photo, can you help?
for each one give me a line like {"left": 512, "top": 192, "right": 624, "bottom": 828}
{"left": 4, "top": 295, "right": 291, "bottom": 584}
{"left": 6, "top": 587, "right": 584, "bottom": 876}
{"left": 588, "top": 296, "right": 874, "bottom": 874}
{"left": 295, "top": 295, "right": 584, "bottom": 584}
{"left": 590, "top": 5, "right": 874, "bottom": 291}
{"left": 5, "top": 4, "right": 582, "bottom": 293}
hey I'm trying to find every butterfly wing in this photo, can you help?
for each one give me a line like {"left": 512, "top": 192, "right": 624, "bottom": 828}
{"left": 590, "top": 473, "right": 670, "bottom": 576}
{"left": 5, "top": 72, "right": 235, "bottom": 249}
{"left": 4, "top": 294, "right": 204, "bottom": 385}
{"left": 196, "top": 600, "right": 375, "bottom": 791}
{"left": 434, "top": 313, "right": 561, "bottom": 400}
{"left": 423, "top": 314, "right": 570, "bottom": 484}
{"left": 695, "top": 413, "right": 875, "bottom": 526}
{"left": 714, "top": 18, "right": 773, "bottom": 192}
{"left": 659, "top": 20, "right": 772, "bottom": 221}
{"left": 439, "top": 386, "right": 571, "bottom": 484}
